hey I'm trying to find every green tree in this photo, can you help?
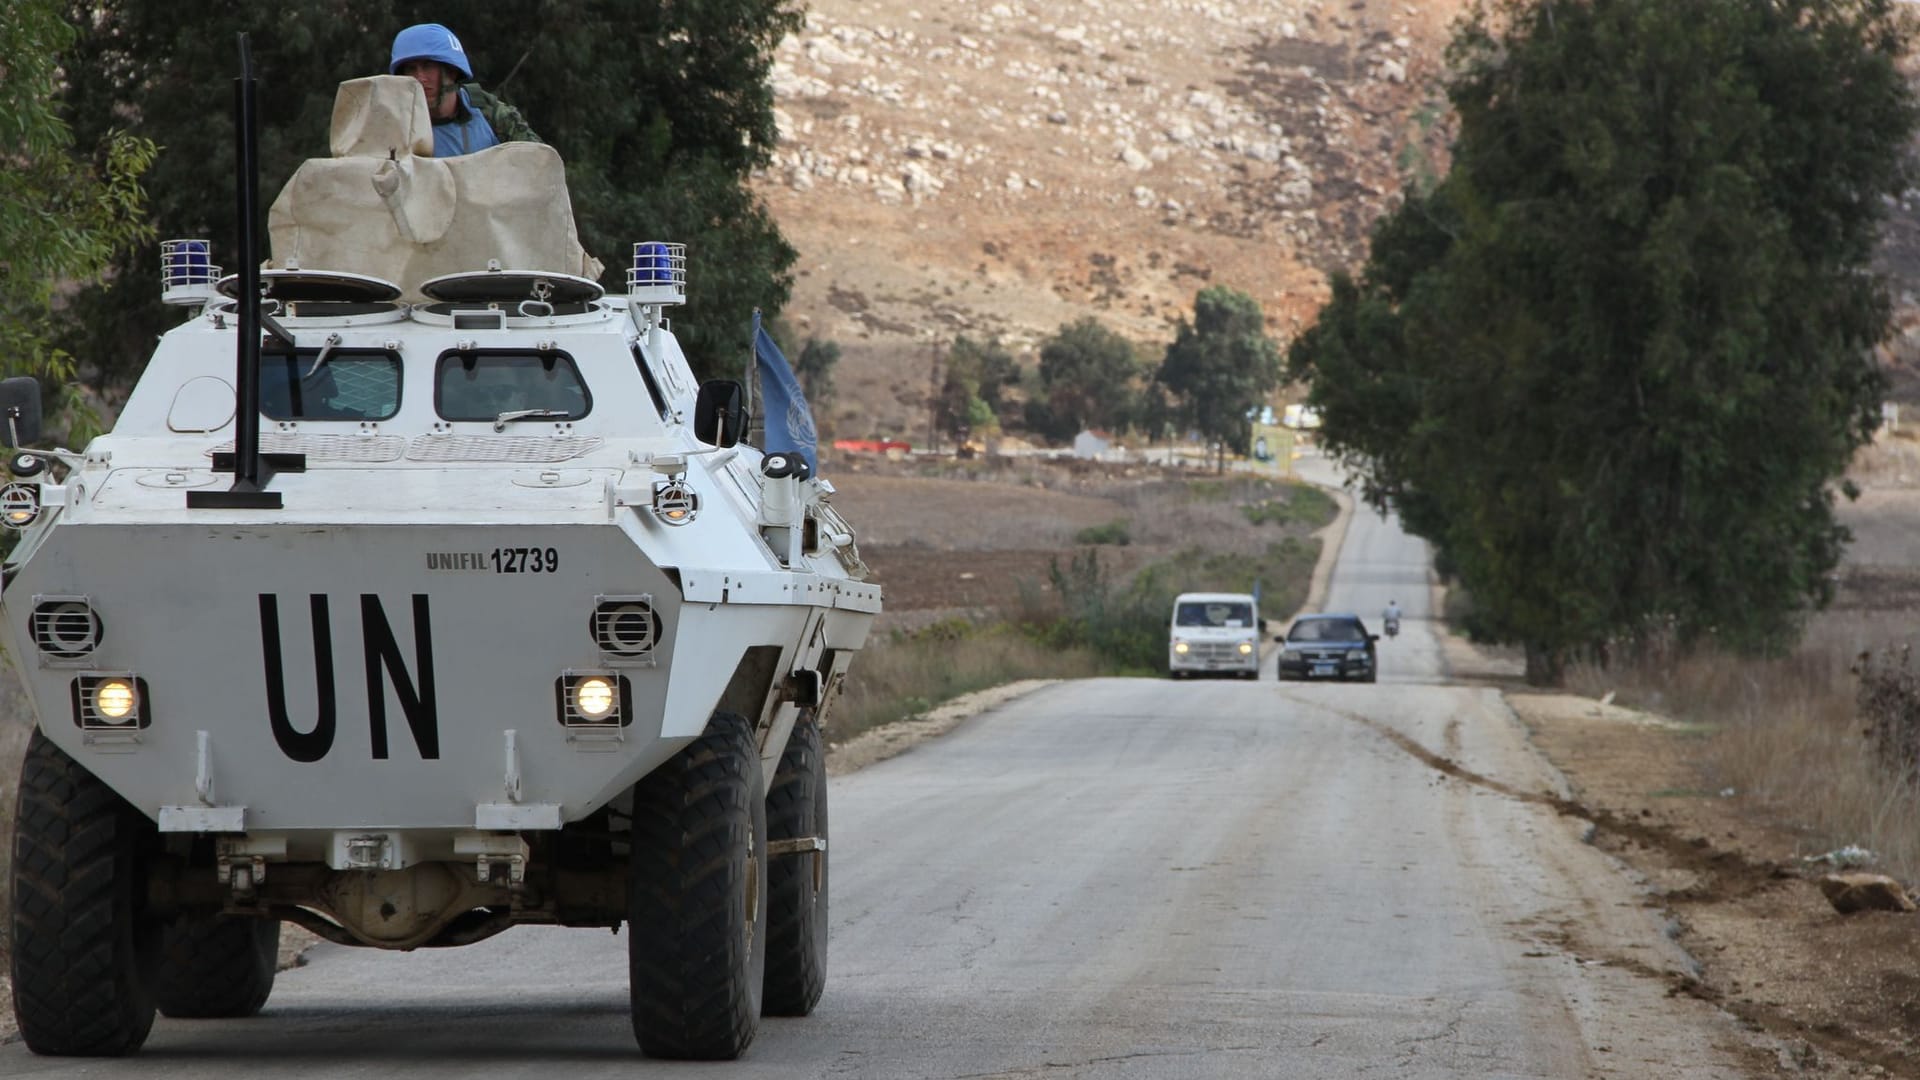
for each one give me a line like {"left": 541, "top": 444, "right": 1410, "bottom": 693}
{"left": 55, "top": 0, "right": 798, "bottom": 389}
{"left": 1288, "top": 0, "right": 1914, "bottom": 684}
{"left": 1026, "top": 318, "right": 1139, "bottom": 443}
{"left": 1, "top": 0, "right": 155, "bottom": 438}
{"left": 935, "top": 335, "right": 1019, "bottom": 442}
{"left": 1155, "top": 288, "right": 1282, "bottom": 470}
{"left": 795, "top": 337, "right": 841, "bottom": 405}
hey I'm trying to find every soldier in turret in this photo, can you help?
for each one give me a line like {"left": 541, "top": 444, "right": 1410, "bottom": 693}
{"left": 389, "top": 22, "right": 541, "bottom": 156}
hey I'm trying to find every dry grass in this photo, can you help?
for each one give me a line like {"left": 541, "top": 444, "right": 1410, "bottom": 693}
{"left": 829, "top": 465, "right": 1333, "bottom": 744}
{"left": 827, "top": 623, "right": 1103, "bottom": 745}
{"left": 1113, "top": 475, "right": 1325, "bottom": 552}
{"left": 1565, "top": 611, "right": 1920, "bottom": 880}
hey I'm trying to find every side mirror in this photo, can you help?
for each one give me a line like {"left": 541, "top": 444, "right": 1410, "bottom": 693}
{"left": 1369, "top": 633, "right": 1380, "bottom": 643}
{"left": 1273, "top": 634, "right": 1286, "bottom": 643}
{"left": 0, "top": 377, "right": 43, "bottom": 448}
{"left": 694, "top": 380, "right": 744, "bottom": 448}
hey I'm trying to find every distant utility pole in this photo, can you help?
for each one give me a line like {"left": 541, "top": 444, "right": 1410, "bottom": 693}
{"left": 926, "top": 340, "right": 943, "bottom": 455}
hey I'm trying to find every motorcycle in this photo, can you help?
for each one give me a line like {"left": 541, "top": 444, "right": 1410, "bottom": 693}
{"left": 1384, "top": 617, "right": 1401, "bottom": 639}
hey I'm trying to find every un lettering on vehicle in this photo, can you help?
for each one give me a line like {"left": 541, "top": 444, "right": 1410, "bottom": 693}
{"left": 426, "top": 547, "right": 561, "bottom": 573}
{"left": 258, "top": 592, "right": 440, "bottom": 763}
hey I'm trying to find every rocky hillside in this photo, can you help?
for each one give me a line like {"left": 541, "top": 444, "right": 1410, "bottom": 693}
{"left": 755, "top": 0, "right": 1470, "bottom": 439}
{"left": 756, "top": 0, "right": 1920, "bottom": 439}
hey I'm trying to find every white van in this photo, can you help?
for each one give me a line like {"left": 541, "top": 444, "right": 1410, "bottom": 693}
{"left": 1167, "top": 592, "right": 1262, "bottom": 679}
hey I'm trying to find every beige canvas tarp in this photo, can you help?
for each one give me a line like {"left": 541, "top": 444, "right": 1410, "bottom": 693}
{"left": 267, "top": 76, "right": 603, "bottom": 297}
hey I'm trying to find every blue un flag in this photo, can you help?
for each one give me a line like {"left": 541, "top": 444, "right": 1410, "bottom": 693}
{"left": 753, "top": 312, "right": 819, "bottom": 475}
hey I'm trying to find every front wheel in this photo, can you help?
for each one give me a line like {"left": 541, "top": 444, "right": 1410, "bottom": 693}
{"left": 153, "top": 915, "right": 280, "bottom": 1018}
{"left": 627, "top": 711, "right": 769, "bottom": 1059}
{"left": 9, "top": 731, "right": 159, "bottom": 1056}
{"left": 763, "top": 713, "right": 828, "bottom": 1016}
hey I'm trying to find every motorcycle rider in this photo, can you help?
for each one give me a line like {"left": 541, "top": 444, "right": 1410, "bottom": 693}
{"left": 1383, "top": 599, "right": 1402, "bottom": 637}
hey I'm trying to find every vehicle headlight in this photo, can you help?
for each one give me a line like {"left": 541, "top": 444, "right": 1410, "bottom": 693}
{"left": 1173, "top": 641, "right": 1190, "bottom": 654}
{"left": 651, "top": 478, "right": 699, "bottom": 525}
{"left": 574, "top": 676, "right": 615, "bottom": 719}
{"left": 1237, "top": 642, "right": 1254, "bottom": 655}
{"left": 73, "top": 674, "right": 150, "bottom": 732}
{"left": 558, "top": 671, "right": 629, "bottom": 730}
{"left": 0, "top": 482, "right": 39, "bottom": 529}
{"left": 96, "top": 679, "right": 137, "bottom": 719}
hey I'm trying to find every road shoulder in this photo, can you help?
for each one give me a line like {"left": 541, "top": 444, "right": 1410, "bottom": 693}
{"left": 1508, "top": 686, "right": 1918, "bottom": 1076}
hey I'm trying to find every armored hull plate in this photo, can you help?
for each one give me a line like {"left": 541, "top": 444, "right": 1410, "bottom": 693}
{"left": 0, "top": 519, "right": 822, "bottom": 829}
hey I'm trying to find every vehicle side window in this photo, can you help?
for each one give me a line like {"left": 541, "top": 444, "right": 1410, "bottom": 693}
{"left": 260, "top": 349, "right": 401, "bottom": 420}
{"left": 631, "top": 344, "right": 670, "bottom": 419}
{"left": 435, "top": 350, "right": 590, "bottom": 422}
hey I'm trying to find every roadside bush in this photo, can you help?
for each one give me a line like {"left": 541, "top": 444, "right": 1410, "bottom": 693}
{"left": 1022, "top": 538, "right": 1322, "bottom": 675}
{"left": 1241, "top": 485, "right": 1336, "bottom": 528}
{"left": 1186, "top": 479, "right": 1229, "bottom": 502}
{"left": 1073, "top": 520, "right": 1132, "bottom": 546}
{"left": 1564, "top": 615, "right": 1920, "bottom": 880}
{"left": 1029, "top": 550, "right": 1177, "bottom": 672}
{"left": 828, "top": 619, "right": 1101, "bottom": 743}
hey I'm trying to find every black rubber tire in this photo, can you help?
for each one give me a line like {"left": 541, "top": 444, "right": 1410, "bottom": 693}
{"left": 9, "top": 731, "right": 159, "bottom": 1057}
{"left": 628, "top": 711, "right": 769, "bottom": 1059}
{"left": 762, "top": 713, "right": 828, "bottom": 1016}
{"left": 153, "top": 914, "right": 280, "bottom": 1018}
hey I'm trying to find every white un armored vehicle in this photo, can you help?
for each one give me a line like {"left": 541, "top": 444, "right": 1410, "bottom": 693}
{"left": 0, "top": 68, "right": 877, "bottom": 1060}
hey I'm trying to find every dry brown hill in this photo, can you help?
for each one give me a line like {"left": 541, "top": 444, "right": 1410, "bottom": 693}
{"left": 754, "top": 0, "right": 1471, "bottom": 440}
{"left": 756, "top": 0, "right": 1920, "bottom": 438}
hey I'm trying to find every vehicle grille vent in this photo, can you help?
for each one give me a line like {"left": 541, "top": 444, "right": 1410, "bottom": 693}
{"left": 592, "top": 596, "right": 660, "bottom": 664}
{"left": 1188, "top": 641, "right": 1242, "bottom": 662}
{"left": 406, "top": 435, "right": 604, "bottom": 463}
{"left": 210, "top": 433, "right": 406, "bottom": 462}
{"left": 32, "top": 597, "right": 102, "bottom": 661}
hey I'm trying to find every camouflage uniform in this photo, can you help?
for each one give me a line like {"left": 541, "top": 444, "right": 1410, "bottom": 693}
{"left": 429, "top": 83, "right": 541, "bottom": 157}
{"left": 464, "top": 84, "right": 540, "bottom": 145}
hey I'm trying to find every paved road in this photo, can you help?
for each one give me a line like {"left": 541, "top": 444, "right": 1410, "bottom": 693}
{"left": 2, "top": 481, "right": 1766, "bottom": 1078}
{"left": 1291, "top": 461, "right": 1448, "bottom": 685}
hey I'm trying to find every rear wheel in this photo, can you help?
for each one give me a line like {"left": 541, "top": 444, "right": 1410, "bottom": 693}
{"left": 153, "top": 914, "right": 280, "bottom": 1018}
{"left": 9, "top": 731, "right": 159, "bottom": 1057}
{"left": 762, "top": 713, "right": 828, "bottom": 1016}
{"left": 628, "top": 711, "right": 769, "bottom": 1059}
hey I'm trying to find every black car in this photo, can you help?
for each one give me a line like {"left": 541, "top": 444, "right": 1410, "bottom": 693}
{"left": 1275, "top": 614, "right": 1378, "bottom": 682}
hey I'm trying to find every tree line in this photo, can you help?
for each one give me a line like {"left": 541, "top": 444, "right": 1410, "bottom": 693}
{"left": 908, "top": 286, "right": 1285, "bottom": 461}
{"left": 8, "top": 0, "right": 1293, "bottom": 464}
{"left": 1287, "top": 0, "right": 1915, "bottom": 684}
{"left": 12, "top": 0, "right": 800, "bottom": 397}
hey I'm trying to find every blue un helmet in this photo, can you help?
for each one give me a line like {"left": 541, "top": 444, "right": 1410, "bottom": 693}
{"left": 390, "top": 23, "right": 474, "bottom": 80}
